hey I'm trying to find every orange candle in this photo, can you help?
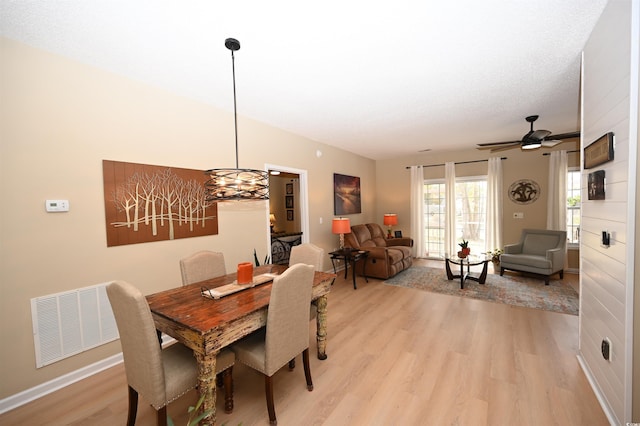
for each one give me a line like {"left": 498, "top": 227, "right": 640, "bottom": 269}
{"left": 237, "top": 262, "right": 253, "bottom": 284}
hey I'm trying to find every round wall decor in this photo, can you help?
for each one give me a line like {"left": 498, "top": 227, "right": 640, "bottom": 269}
{"left": 508, "top": 179, "right": 540, "bottom": 204}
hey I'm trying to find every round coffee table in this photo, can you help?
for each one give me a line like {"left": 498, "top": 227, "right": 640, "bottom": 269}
{"left": 445, "top": 254, "right": 490, "bottom": 289}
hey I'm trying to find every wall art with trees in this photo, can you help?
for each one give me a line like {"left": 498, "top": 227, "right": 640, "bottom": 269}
{"left": 102, "top": 160, "right": 218, "bottom": 247}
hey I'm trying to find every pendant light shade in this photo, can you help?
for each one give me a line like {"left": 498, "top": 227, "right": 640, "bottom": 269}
{"left": 204, "top": 38, "right": 269, "bottom": 201}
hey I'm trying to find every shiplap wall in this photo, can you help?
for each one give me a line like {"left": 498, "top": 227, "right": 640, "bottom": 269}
{"left": 580, "top": 1, "right": 637, "bottom": 424}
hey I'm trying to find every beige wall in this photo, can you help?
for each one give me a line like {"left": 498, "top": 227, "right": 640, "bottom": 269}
{"left": 0, "top": 38, "right": 376, "bottom": 398}
{"left": 375, "top": 145, "right": 579, "bottom": 249}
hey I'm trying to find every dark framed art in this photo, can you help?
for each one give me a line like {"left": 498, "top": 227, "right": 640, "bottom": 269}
{"left": 588, "top": 170, "right": 605, "bottom": 200}
{"left": 285, "top": 195, "right": 294, "bottom": 209}
{"left": 287, "top": 210, "right": 294, "bottom": 221}
{"left": 394, "top": 230, "right": 403, "bottom": 238}
{"left": 286, "top": 183, "right": 293, "bottom": 194}
{"left": 584, "top": 132, "right": 614, "bottom": 169}
{"left": 333, "top": 173, "right": 361, "bottom": 215}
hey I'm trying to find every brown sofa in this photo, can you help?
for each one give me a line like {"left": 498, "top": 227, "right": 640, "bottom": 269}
{"left": 344, "top": 223, "right": 413, "bottom": 279}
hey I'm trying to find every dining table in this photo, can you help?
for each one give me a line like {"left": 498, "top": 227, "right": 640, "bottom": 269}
{"left": 146, "top": 264, "right": 336, "bottom": 426}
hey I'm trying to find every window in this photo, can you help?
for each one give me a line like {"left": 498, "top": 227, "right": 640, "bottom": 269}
{"left": 567, "top": 169, "right": 580, "bottom": 244}
{"left": 423, "top": 177, "right": 487, "bottom": 258}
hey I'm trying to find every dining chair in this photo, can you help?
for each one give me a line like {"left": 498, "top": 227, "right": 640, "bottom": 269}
{"left": 288, "top": 243, "right": 324, "bottom": 350}
{"left": 289, "top": 243, "right": 324, "bottom": 271}
{"left": 231, "top": 263, "right": 315, "bottom": 425}
{"left": 106, "top": 280, "right": 235, "bottom": 426}
{"left": 179, "top": 250, "right": 226, "bottom": 285}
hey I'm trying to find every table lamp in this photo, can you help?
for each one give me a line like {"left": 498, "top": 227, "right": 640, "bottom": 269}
{"left": 383, "top": 213, "right": 398, "bottom": 238}
{"left": 332, "top": 217, "right": 351, "bottom": 249}
{"left": 269, "top": 213, "right": 276, "bottom": 232}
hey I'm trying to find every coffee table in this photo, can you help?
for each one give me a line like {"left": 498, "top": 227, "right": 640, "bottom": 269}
{"left": 445, "top": 254, "right": 490, "bottom": 289}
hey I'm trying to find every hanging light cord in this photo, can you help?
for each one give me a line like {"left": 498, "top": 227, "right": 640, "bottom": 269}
{"left": 230, "top": 46, "right": 239, "bottom": 169}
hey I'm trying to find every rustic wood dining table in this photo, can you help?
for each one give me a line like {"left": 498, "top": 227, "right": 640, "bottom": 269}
{"left": 146, "top": 264, "right": 335, "bottom": 426}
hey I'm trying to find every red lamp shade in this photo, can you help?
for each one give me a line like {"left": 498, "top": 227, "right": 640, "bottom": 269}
{"left": 383, "top": 214, "right": 398, "bottom": 226}
{"left": 332, "top": 218, "right": 351, "bottom": 234}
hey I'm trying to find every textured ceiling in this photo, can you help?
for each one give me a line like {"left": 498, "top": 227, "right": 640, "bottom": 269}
{"left": 1, "top": 0, "right": 608, "bottom": 160}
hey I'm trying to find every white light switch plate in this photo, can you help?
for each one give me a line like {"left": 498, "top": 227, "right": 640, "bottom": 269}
{"left": 46, "top": 200, "right": 69, "bottom": 212}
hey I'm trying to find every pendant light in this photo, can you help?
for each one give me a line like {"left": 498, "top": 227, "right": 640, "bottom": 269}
{"left": 204, "top": 38, "right": 269, "bottom": 201}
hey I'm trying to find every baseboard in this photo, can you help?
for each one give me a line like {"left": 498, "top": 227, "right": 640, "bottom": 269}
{"left": 0, "top": 335, "right": 176, "bottom": 415}
{"left": 576, "top": 354, "right": 617, "bottom": 425}
{"left": 0, "top": 353, "right": 123, "bottom": 414}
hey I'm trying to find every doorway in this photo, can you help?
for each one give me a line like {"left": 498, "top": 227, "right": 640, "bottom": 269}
{"left": 266, "top": 164, "right": 309, "bottom": 264}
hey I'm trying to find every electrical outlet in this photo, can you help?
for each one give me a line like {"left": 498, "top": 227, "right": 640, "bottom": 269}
{"left": 513, "top": 212, "right": 524, "bottom": 219}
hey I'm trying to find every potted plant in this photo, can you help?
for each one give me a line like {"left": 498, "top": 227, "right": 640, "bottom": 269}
{"left": 458, "top": 240, "right": 470, "bottom": 256}
{"left": 486, "top": 248, "right": 503, "bottom": 271}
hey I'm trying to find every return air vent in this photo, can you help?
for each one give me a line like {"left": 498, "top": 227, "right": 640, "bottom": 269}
{"left": 31, "top": 283, "right": 118, "bottom": 368}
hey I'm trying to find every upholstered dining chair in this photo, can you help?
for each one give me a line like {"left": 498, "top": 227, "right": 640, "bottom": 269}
{"left": 179, "top": 250, "right": 226, "bottom": 285}
{"left": 106, "top": 280, "right": 235, "bottom": 426}
{"left": 288, "top": 243, "right": 324, "bottom": 345}
{"left": 289, "top": 243, "right": 324, "bottom": 271}
{"left": 231, "top": 263, "right": 315, "bottom": 425}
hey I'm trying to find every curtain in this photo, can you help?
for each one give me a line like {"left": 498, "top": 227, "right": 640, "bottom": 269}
{"left": 486, "top": 157, "right": 503, "bottom": 253}
{"left": 547, "top": 150, "right": 567, "bottom": 230}
{"left": 410, "top": 166, "right": 425, "bottom": 258}
{"left": 444, "top": 162, "right": 456, "bottom": 257}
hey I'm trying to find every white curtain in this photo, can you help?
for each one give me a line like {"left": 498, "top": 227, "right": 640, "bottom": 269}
{"left": 547, "top": 150, "right": 568, "bottom": 230}
{"left": 486, "top": 157, "right": 503, "bottom": 253}
{"left": 444, "top": 162, "right": 457, "bottom": 257}
{"left": 410, "top": 166, "right": 425, "bottom": 258}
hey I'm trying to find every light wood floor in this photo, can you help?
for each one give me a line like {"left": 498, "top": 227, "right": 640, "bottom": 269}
{"left": 1, "top": 259, "right": 608, "bottom": 426}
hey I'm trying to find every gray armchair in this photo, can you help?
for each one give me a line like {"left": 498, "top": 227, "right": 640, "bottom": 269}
{"left": 499, "top": 229, "right": 567, "bottom": 285}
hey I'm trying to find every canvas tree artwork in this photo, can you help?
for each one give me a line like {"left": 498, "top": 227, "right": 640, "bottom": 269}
{"left": 102, "top": 160, "right": 218, "bottom": 247}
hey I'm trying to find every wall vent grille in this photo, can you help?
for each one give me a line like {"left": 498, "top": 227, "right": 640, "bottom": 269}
{"left": 31, "top": 283, "right": 118, "bottom": 368}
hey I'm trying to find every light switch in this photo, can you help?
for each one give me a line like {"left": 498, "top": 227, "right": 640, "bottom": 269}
{"left": 513, "top": 212, "right": 524, "bottom": 219}
{"left": 46, "top": 200, "right": 69, "bottom": 212}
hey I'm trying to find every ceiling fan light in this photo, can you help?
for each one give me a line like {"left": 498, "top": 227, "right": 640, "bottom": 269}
{"left": 521, "top": 140, "right": 542, "bottom": 150}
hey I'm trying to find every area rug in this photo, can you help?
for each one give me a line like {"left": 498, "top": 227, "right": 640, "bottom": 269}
{"left": 383, "top": 266, "right": 579, "bottom": 315}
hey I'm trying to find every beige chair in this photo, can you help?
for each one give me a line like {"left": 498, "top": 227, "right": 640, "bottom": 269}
{"left": 289, "top": 243, "right": 324, "bottom": 271}
{"left": 106, "top": 280, "right": 235, "bottom": 426}
{"left": 231, "top": 264, "right": 315, "bottom": 425}
{"left": 179, "top": 250, "right": 226, "bottom": 285}
{"left": 499, "top": 229, "right": 567, "bottom": 285}
{"left": 289, "top": 242, "right": 324, "bottom": 318}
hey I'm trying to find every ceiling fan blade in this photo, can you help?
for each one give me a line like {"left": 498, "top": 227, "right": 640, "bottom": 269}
{"left": 476, "top": 140, "right": 521, "bottom": 147}
{"left": 528, "top": 129, "right": 552, "bottom": 141}
{"left": 490, "top": 143, "right": 521, "bottom": 152}
{"left": 547, "top": 131, "right": 580, "bottom": 140}
{"left": 541, "top": 140, "right": 561, "bottom": 147}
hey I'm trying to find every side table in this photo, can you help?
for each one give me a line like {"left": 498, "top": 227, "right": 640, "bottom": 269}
{"left": 329, "top": 249, "right": 369, "bottom": 289}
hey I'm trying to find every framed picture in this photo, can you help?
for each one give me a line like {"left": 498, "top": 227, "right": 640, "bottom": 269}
{"left": 394, "top": 230, "right": 403, "bottom": 238}
{"left": 286, "top": 183, "right": 293, "bottom": 194}
{"left": 285, "top": 195, "right": 294, "bottom": 209}
{"left": 588, "top": 170, "right": 605, "bottom": 200}
{"left": 333, "top": 173, "right": 361, "bottom": 215}
{"left": 286, "top": 210, "right": 294, "bottom": 221}
{"left": 584, "top": 132, "right": 614, "bottom": 169}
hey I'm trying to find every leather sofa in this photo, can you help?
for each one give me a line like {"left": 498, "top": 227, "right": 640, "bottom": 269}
{"left": 499, "top": 228, "right": 567, "bottom": 285}
{"left": 344, "top": 223, "right": 413, "bottom": 279}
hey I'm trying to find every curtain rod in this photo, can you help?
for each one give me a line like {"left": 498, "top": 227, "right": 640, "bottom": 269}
{"left": 405, "top": 157, "right": 507, "bottom": 169}
{"left": 542, "top": 150, "right": 579, "bottom": 156}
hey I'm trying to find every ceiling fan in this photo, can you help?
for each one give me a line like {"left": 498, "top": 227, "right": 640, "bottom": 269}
{"left": 476, "top": 115, "right": 580, "bottom": 152}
